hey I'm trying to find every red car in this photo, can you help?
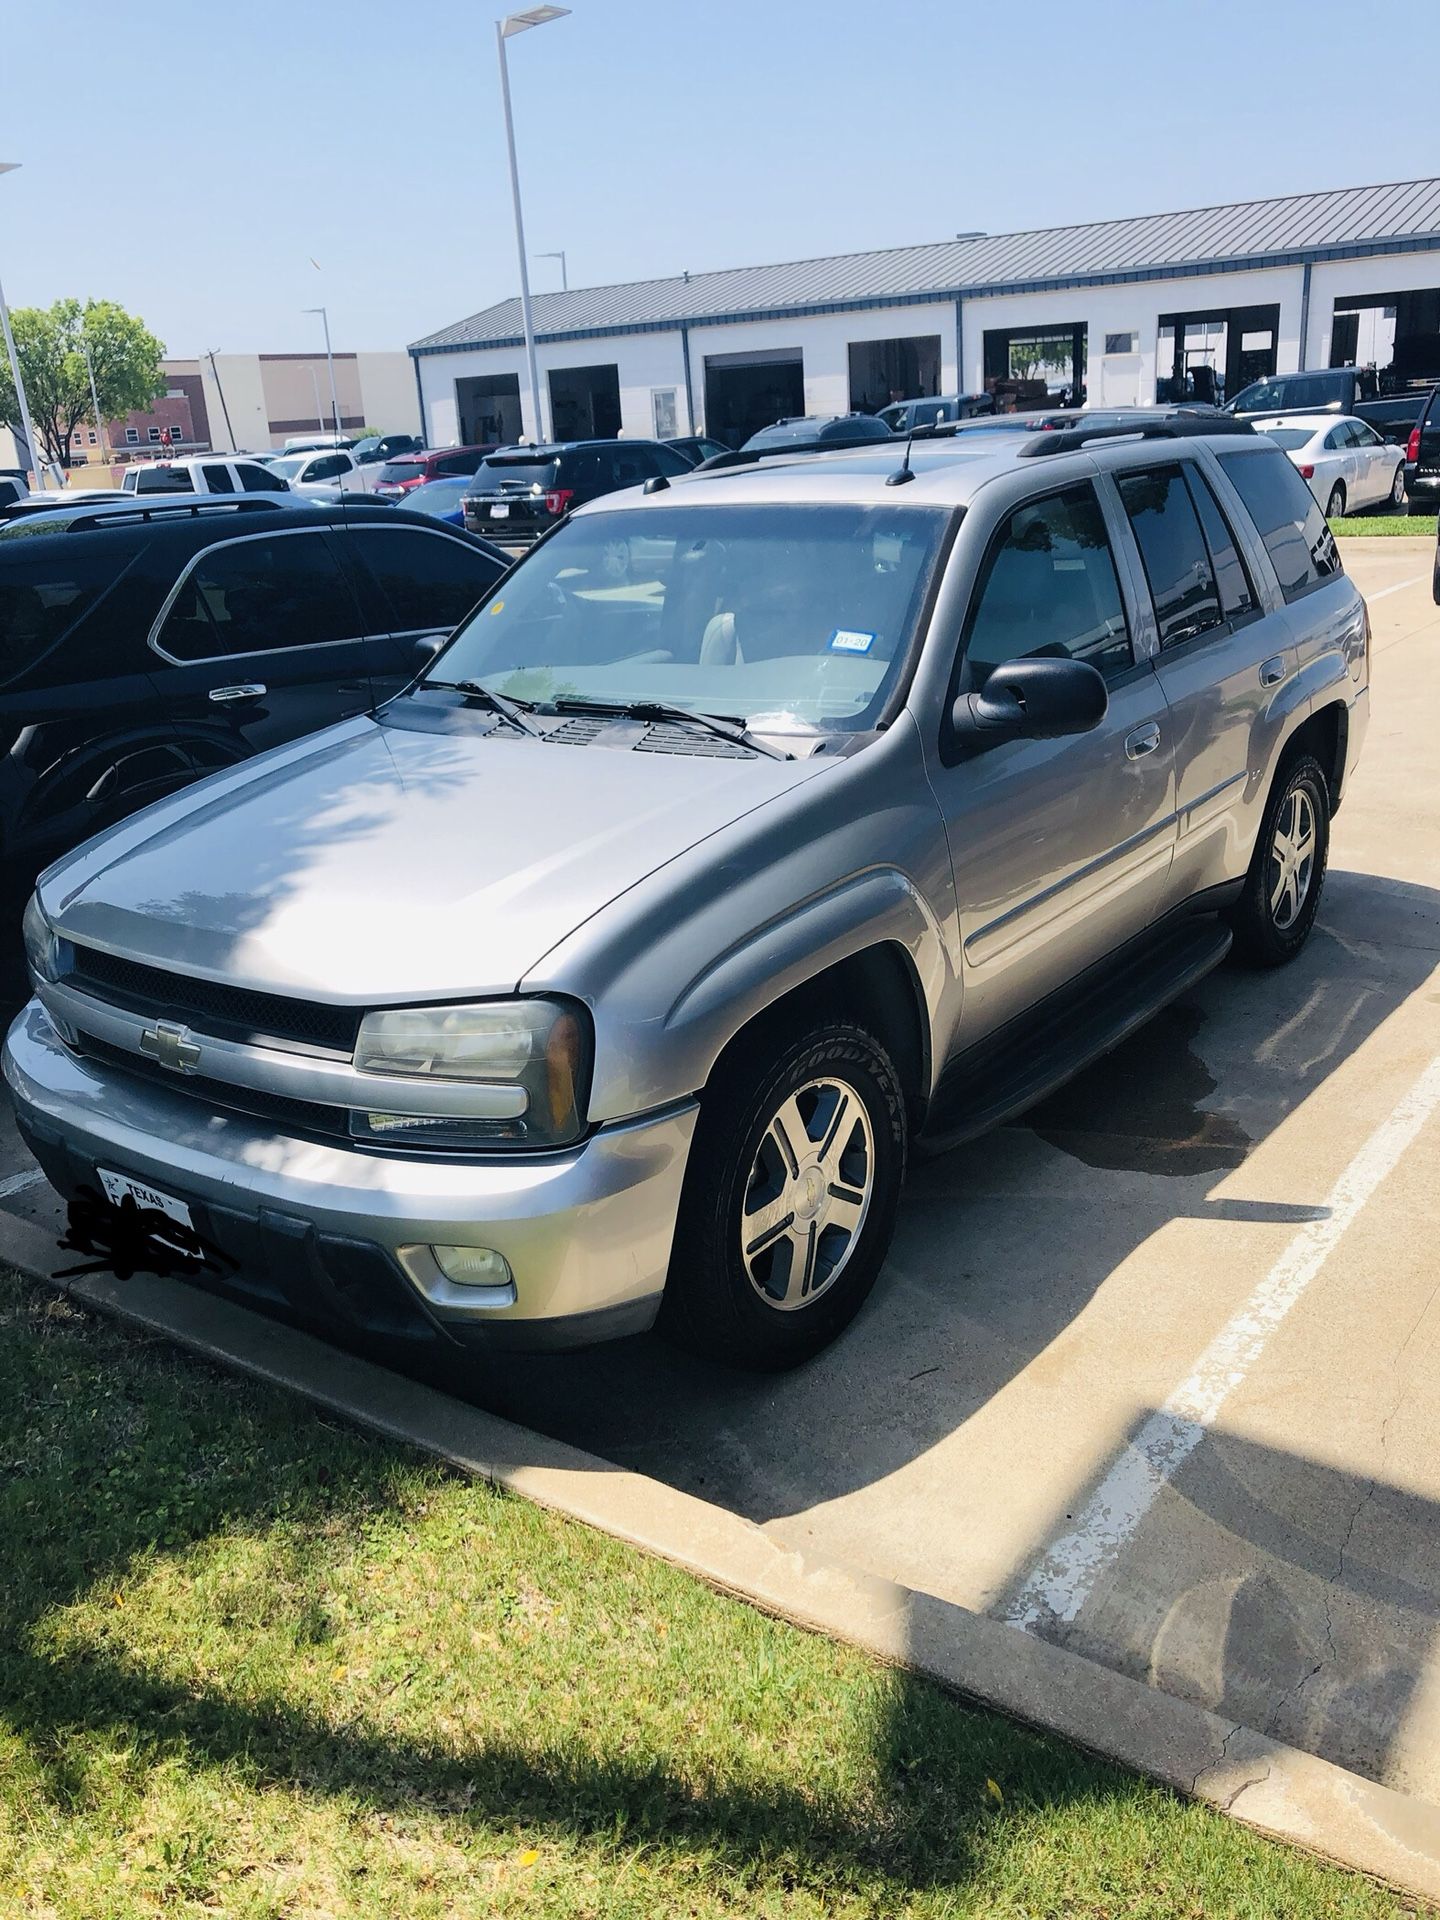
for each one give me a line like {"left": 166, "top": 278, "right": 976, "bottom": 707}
{"left": 371, "top": 444, "right": 498, "bottom": 501}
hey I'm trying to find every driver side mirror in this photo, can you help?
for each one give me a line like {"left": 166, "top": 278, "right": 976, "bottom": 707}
{"left": 951, "top": 655, "right": 1108, "bottom": 752}
{"left": 413, "top": 633, "right": 446, "bottom": 666}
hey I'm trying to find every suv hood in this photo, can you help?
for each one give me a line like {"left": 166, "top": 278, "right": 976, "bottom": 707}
{"left": 42, "top": 715, "right": 831, "bottom": 1002}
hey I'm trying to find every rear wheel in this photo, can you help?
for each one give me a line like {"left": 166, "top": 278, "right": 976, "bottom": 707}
{"left": 1228, "top": 753, "right": 1330, "bottom": 967}
{"left": 1389, "top": 462, "right": 1407, "bottom": 509}
{"left": 1326, "top": 482, "right": 1346, "bottom": 520}
{"left": 659, "top": 1021, "right": 906, "bottom": 1369}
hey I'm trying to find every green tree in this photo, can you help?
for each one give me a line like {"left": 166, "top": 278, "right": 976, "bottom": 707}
{"left": 0, "top": 297, "right": 165, "bottom": 468}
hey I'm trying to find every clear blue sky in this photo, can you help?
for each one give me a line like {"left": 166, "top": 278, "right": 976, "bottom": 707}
{"left": 4, "top": 0, "right": 1437, "bottom": 358}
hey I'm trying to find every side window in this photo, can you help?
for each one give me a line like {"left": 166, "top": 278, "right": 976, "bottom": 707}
{"left": 1116, "top": 464, "right": 1223, "bottom": 649}
{"left": 961, "top": 483, "right": 1133, "bottom": 688}
{"left": 202, "top": 464, "right": 235, "bottom": 493}
{"left": 238, "top": 463, "right": 284, "bottom": 492}
{"left": 156, "top": 533, "right": 359, "bottom": 661}
{"left": 1322, "top": 425, "right": 1346, "bottom": 452}
{"left": 1351, "top": 421, "right": 1381, "bottom": 448}
{"left": 1183, "top": 466, "right": 1256, "bottom": 620}
{"left": 1216, "top": 447, "right": 1342, "bottom": 602}
{"left": 651, "top": 444, "right": 693, "bottom": 476}
{"left": 342, "top": 526, "right": 502, "bottom": 634}
{"left": 0, "top": 550, "right": 120, "bottom": 684}
{"left": 612, "top": 449, "right": 657, "bottom": 486}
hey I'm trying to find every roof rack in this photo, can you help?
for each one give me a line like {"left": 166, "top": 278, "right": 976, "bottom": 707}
{"left": 1017, "top": 417, "right": 1256, "bottom": 457}
{"left": 56, "top": 496, "right": 293, "bottom": 533}
{"left": 694, "top": 430, "right": 902, "bottom": 473}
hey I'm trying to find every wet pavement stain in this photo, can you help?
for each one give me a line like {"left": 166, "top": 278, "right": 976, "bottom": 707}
{"left": 1021, "top": 1003, "right": 1251, "bottom": 1175}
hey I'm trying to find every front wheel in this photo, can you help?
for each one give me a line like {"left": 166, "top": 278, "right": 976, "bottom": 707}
{"left": 1228, "top": 753, "right": 1331, "bottom": 967}
{"left": 1326, "top": 482, "right": 1346, "bottom": 520}
{"left": 659, "top": 1021, "right": 907, "bottom": 1369}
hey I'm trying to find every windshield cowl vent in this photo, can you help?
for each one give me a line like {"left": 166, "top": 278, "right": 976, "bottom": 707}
{"left": 633, "top": 723, "right": 754, "bottom": 759}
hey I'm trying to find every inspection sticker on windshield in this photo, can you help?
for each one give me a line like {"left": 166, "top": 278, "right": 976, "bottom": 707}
{"left": 829, "top": 628, "right": 875, "bottom": 654}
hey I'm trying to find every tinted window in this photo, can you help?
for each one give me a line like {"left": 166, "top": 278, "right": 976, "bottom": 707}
{"left": 238, "top": 462, "right": 285, "bottom": 492}
{"left": 434, "top": 450, "right": 485, "bottom": 476}
{"left": 1116, "top": 465, "right": 1223, "bottom": 649}
{"left": 1322, "top": 425, "right": 1346, "bottom": 451}
{"left": 1217, "top": 447, "right": 1342, "bottom": 601}
{"left": 963, "top": 484, "right": 1132, "bottom": 685}
{"left": 1231, "top": 371, "right": 1348, "bottom": 416}
{"left": 377, "top": 459, "right": 424, "bottom": 484}
{"left": 345, "top": 527, "right": 501, "bottom": 633}
{"left": 157, "top": 532, "right": 359, "bottom": 660}
{"left": 471, "top": 458, "right": 558, "bottom": 490}
{"left": 304, "top": 454, "right": 347, "bottom": 483}
{"left": 202, "top": 464, "right": 235, "bottom": 493}
{"left": 134, "top": 466, "right": 194, "bottom": 494}
{"left": 1351, "top": 420, "right": 1381, "bottom": 448}
{"left": 1184, "top": 467, "right": 1256, "bottom": 620}
{"left": 0, "top": 547, "right": 125, "bottom": 683}
{"left": 1258, "top": 428, "right": 1315, "bottom": 451}
{"left": 651, "top": 444, "right": 694, "bottom": 476}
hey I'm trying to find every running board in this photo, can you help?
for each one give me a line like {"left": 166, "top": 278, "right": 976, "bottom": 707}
{"left": 918, "top": 917, "right": 1233, "bottom": 1157}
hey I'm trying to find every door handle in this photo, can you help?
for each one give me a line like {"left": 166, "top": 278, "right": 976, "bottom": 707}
{"left": 207, "top": 683, "right": 267, "bottom": 705}
{"left": 1260, "top": 655, "right": 1286, "bottom": 687}
{"left": 1125, "top": 722, "right": 1161, "bottom": 760}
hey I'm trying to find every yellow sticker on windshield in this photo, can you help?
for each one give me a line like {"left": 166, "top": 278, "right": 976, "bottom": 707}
{"left": 489, "top": 600, "right": 505, "bottom": 615}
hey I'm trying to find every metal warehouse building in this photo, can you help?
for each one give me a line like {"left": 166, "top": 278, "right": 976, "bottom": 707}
{"left": 410, "top": 176, "right": 1440, "bottom": 449}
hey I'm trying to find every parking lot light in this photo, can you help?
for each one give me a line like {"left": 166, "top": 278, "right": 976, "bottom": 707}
{"left": 497, "top": 6, "right": 570, "bottom": 446}
{"left": 302, "top": 304, "right": 342, "bottom": 439}
{"left": 0, "top": 163, "right": 45, "bottom": 490}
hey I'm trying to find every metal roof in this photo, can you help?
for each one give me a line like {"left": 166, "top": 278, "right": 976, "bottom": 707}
{"left": 412, "top": 176, "right": 1440, "bottom": 355}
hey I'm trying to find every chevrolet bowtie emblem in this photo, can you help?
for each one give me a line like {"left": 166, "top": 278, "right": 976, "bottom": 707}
{"left": 138, "top": 1020, "right": 202, "bottom": 1073}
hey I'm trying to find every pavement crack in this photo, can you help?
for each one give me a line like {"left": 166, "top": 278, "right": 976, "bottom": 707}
{"left": 1218, "top": 1764, "right": 1272, "bottom": 1813}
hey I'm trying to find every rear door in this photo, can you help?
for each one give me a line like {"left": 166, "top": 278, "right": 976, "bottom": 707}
{"left": 1348, "top": 418, "right": 1394, "bottom": 505}
{"left": 148, "top": 525, "right": 385, "bottom": 771}
{"left": 927, "top": 477, "right": 1176, "bottom": 1041}
{"left": 1110, "top": 454, "right": 1283, "bottom": 912}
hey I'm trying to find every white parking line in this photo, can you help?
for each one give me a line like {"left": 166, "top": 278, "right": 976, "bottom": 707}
{"left": 1006, "top": 1048, "right": 1440, "bottom": 1632}
{"left": 0, "top": 1166, "right": 44, "bottom": 1200}
{"left": 1364, "top": 574, "right": 1425, "bottom": 603}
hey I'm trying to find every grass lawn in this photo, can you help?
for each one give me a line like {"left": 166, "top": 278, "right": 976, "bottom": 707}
{"left": 1332, "top": 514, "right": 1437, "bottom": 535}
{"left": 0, "top": 1271, "right": 1426, "bottom": 1919}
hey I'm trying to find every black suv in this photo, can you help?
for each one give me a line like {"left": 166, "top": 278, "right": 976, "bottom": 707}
{"left": 1403, "top": 384, "right": 1440, "bottom": 519}
{"left": 0, "top": 497, "right": 506, "bottom": 885}
{"left": 461, "top": 439, "right": 693, "bottom": 543}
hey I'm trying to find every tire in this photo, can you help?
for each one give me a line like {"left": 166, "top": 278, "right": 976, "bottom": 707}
{"left": 1228, "top": 753, "right": 1331, "bottom": 968}
{"left": 1389, "top": 463, "right": 1407, "bottom": 509}
{"left": 659, "top": 1020, "right": 907, "bottom": 1370}
{"left": 1326, "top": 482, "right": 1346, "bottom": 520}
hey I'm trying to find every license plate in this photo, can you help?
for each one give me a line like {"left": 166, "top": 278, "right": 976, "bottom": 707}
{"left": 98, "top": 1168, "right": 194, "bottom": 1233}
{"left": 489, "top": 503, "right": 510, "bottom": 520}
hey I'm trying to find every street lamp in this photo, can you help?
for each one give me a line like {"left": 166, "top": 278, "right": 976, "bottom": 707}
{"left": 205, "top": 349, "right": 236, "bottom": 451}
{"left": 497, "top": 6, "right": 569, "bottom": 444}
{"left": 536, "top": 249, "right": 568, "bottom": 290}
{"left": 302, "top": 304, "right": 342, "bottom": 438}
{"left": 0, "top": 163, "right": 44, "bottom": 489}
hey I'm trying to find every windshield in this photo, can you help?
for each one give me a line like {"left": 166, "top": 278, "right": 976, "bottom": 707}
{"left": 406, "top": 478, "right": 469, "bottom": 514}
{"left": 468, "top": 457, "right": 559, "bottom": 491}
{"left": 1254, "top": 426, "right": 1315, "bottom": 450}
{"left": 426, "top": 501, "right": 948, "bottom": 733}
{"left": 1229, "top": 375, "right": 1343, "bottom": 416}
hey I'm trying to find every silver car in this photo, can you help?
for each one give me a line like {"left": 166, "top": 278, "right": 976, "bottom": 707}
{"left": 6, "top": 418, "right": 1370, "bottom": 1369}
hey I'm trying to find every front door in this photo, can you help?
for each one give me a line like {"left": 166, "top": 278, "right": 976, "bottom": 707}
{"left": 149, "top": 526, "right": 386, "bottom": 773}
{"left": 333, "top": 522, "right": 506, "bottom": 698}
{"left": 929, "top": 479, "right": 1176, "bottom": 1044}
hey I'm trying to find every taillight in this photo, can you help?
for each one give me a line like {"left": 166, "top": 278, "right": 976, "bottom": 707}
{"left": 1299, "top": 464, "right": 1315, "bottom": 479}
{"left": 1406, "top": 427, "right": 1421, "bottom": 463}
{"left": 545, "top": 488, "right": 574, "bottom": 515}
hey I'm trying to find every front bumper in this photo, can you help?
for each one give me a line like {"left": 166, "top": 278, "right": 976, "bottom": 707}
{"left": 4, "top": 1000, "right": 697, "bottom": 1352}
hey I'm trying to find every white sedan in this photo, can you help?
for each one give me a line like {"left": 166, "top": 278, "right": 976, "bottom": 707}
{"left": 1251, "top": 413, "right": 1406, "bottom": 518}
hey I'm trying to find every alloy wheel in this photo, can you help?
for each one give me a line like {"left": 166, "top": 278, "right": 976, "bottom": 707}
{"left": 1269, "top": 785, "right": 1317, "bottom": 931}
{"left": 740, "top": 1077, "right": 874, "bottom": 1310}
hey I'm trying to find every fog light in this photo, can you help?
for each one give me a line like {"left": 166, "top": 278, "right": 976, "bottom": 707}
{"left": 431, "top": 1245, "right": 513, "bottom": 1288}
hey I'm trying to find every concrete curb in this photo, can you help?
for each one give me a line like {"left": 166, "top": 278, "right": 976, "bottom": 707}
{"left": 5, "top": 1205, "right": 1438, "bottom": 1908}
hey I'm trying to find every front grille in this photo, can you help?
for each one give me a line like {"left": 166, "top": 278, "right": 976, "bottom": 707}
{"left": 76, "top": 1032, "right": 349, "bottom": 1142}
{"left": 69, "top": 947, "right": 361, "bottom": 1056}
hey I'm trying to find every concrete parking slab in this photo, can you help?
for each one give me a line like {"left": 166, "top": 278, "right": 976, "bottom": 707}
{"left": 0, "top": 539, "right": 1436, "bottom": 1862}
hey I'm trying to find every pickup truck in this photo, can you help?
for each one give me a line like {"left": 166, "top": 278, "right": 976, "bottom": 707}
{"left": 121, "top": 456, "right": 291, "bottom": 497}
{"left": 1225, "top": 367, "right": 1431, "bottom": 443}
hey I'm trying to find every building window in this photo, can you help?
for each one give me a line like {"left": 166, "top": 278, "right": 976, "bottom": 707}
{"left": 1104, "top": 331, "right": 1138, "bottom": 355}
{"left": 125, "top": 427, "right": 139, "bottom": 445}
{"left": 651, "top": 387, "right": 678, "bottom": 440}
{"left": 148, "top": 426, "right": 162, "bottom": 443}
{"left": 86, "top": 429, "right": 97, "bottom": 444}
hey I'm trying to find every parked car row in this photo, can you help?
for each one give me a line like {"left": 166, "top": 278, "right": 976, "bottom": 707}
{"left": 3, "top": 409, "right": 1372, "bottom": 1375}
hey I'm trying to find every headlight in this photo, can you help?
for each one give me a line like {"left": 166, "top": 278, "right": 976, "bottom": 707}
{"left": 350, "top": 997, "right": 589, "bottom": 1149}
{"left": 22, "top": 894, "right": 64, "bottom": 987}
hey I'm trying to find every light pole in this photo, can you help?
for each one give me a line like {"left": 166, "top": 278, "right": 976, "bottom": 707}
{"left": 205, "top": 349, "right": 236, "bottom": 451}
{"left": 81, "top": 339, "right": 107, "bottom": 463}
{"left": 536, "top": 248, "right": 568, "bottom": 290}
{"left": 303, "top": 304, "right": 341, "bottom": 438}
{"left": 497, "top": 6, "right": 569, "bottom": 444}
{"left": 0, "top": 163, "right": 44, "bottom": 489}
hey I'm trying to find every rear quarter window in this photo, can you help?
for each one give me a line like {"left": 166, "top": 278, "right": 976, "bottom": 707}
{"left": 0, "top": 544, "right": 137, "bottom": 685}
{"left": 1216, "top": 446, "right": 1342, "bottom": 603}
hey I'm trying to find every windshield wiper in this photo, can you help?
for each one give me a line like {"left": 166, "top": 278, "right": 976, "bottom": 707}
{"left": 429, "top": 678, "right": 545, "bottom": 739}
{"left": 551, "top": 697, "right": 791, "bottom": 761}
